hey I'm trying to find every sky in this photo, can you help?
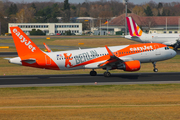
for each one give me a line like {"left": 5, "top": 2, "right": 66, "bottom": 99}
{"left": 8, "top": 0, "right": 180, "bottom": 4}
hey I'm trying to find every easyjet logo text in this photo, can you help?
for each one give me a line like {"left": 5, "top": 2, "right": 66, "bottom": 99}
{"left": 13, "top": 28, "right": 36, "bottom": 52}
{"left": 130, "top": 45, "right": 153, "bottom": 51}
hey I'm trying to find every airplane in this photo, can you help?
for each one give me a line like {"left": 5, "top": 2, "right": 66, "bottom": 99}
{"left": 6, "top": 26, "right": 176, "bottom": 77}
{"left": 125, "top": 17, "right": 180, "bottom": 50}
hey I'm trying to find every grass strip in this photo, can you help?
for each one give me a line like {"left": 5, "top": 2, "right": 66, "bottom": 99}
{"left": 0, "top": 84, "right": 180, "bottom": 119}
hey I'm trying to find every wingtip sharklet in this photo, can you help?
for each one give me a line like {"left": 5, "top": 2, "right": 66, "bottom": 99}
{"left": 43, "top": 43, "right": 52, "bottom": 52}
{"left": 105, "top": 45, "right": 114, "bottom": 56}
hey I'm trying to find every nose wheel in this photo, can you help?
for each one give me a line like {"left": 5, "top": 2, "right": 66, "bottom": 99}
{"left": 153, "top": 68, "right": 158, "bottom": 72}
{"left": 152, "top": 62, "right": 158, "bottom": 72}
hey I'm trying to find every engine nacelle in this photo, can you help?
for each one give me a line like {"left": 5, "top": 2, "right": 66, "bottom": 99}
{"left": 118, "top": 60, "right": 141, "bottom": 72}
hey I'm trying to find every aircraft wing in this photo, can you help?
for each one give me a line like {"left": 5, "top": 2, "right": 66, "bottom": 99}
{"left": 98, "top": 46, "right": 123, "bottom": 67}
{"left": 162, "top": 41, "right": 177, "bottom": 46}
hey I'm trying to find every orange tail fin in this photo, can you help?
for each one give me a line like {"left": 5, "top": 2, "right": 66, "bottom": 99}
{"left": 10, "top": 27, "right": 42, "bottom": 58}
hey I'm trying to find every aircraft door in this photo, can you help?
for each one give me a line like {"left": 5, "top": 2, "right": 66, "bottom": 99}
{"left": 154, "top": 45, "right": 161, "bottom": 55}
{"left": 45, "top": 55, "right": 51, "bottom": 65}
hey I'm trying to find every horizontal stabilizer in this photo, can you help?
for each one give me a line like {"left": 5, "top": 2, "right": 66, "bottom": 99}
{"left": 131, "top": 36, "right": 139, "bottom": 38}
{"left": 21, "top": 58, "right": 36, "bottom": 64}
{"left": 4, "top": 58, "right": 11, "bottom": 60}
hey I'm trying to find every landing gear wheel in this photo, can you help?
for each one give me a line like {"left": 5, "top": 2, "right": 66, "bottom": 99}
{"left": 90, "top": 71, "right": 97, "bottom": 76}
{"left": 153, "top": 68, "right": 158, "bottom": 72}
{"left": 152, "top": 62, "right": 158, "bottom": 73}
{"left": 104, "top": 72, "right": 111, "bottom": 77}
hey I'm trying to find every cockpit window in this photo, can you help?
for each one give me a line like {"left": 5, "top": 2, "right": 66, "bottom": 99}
{"left": 165, "top": 47, "right": 169, "bottom": 50}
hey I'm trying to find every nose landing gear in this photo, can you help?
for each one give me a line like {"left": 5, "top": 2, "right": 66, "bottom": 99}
{"left": 152, "top": 62, "right": 158, "bottom": 72}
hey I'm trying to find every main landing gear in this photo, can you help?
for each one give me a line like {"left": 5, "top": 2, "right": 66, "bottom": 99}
{"left": 90, "top": 68, "right": 111, "bottom": 77}
{"left": 152, "top": 62, "right": 158, "bottom": 72}
{"left": 90, "top": 69, "right": 97, "bottom": 76}
{"left": 104, "top": 71, "right": 111, "bottom": 77}
{"left": 103, "top": 66, "right": 111, "bottom": 77}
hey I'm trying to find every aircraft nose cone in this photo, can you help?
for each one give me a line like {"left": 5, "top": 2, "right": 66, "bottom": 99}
{"left": 171, "top": 49, "right": 177, "bottom": 57}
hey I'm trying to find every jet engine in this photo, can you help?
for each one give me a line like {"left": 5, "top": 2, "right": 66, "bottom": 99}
{"left": 117, "top": 60, "right": 141, "bottom": 71}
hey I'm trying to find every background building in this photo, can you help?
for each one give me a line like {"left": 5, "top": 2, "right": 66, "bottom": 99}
{"left": 101, "top": 13, "right": 180, "bottom": 35}
{"left": 8, "top": 23, "right": 82, "bottom": 35}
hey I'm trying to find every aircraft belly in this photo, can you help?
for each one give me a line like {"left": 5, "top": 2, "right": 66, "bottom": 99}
{"left": 84, "top": 62, "right": 100, "bottom": 69}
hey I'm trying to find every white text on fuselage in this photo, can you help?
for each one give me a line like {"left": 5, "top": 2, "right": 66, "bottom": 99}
{"left": 57, "top": 50, "right": 98, "bottom": 65}
{"left": 75, "top": 50, "right": 98, "bottom": 64}
{"left": 130, "top": 45, "right": 153, "bottom": 51}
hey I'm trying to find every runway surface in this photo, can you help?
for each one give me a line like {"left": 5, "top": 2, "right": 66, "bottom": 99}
{"left": 0, "top": 72, "right": 180, "bottom": 88}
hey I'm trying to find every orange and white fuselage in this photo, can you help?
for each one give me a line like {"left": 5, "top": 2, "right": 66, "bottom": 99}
{"left": 8, "top": 27, "right": 176, "bottom": 77}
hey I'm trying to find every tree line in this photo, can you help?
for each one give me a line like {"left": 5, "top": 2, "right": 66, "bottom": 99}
{"left": 0, "top": 0, "right": 180, "bottom": 34}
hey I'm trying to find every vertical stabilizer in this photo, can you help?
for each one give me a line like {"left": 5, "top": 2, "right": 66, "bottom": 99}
{"left": 126, "top": 17, "right": 143, "bottom": 37}
{"left": 10, "top": 27, "right": 42, "bottom": 58}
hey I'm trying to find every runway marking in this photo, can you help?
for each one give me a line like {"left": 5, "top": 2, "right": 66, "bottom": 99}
{"left": 0, "top": 104, "right": 180, "bottom": 109}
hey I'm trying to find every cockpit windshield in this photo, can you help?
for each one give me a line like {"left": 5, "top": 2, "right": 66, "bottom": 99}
{"left": 165, "top": 47, "right": 170, "bottom": 50}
